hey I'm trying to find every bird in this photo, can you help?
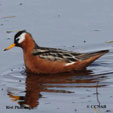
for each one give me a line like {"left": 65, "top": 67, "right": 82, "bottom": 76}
{"left": 4, "top": 30, "right": 109, "bottom": 74}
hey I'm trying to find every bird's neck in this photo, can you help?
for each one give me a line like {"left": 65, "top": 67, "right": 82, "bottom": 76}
{"left": 21, "top": 38, "right": 36, "bottom": 53}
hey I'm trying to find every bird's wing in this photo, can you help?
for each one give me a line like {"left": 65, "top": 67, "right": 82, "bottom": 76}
{"left": 32, "top": 47, "right": 81, "bottom": 63}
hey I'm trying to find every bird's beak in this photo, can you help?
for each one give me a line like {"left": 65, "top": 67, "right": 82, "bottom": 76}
{"left": 4, "top": 43, "right": 16, "bottom": 51}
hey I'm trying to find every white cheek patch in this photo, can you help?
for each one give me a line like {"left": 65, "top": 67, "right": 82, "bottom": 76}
{"left": 65, "top": 62, "right": 75, "bottom": 66}
{"left": 17, "top": 33, "right": 26, "bottom": 43}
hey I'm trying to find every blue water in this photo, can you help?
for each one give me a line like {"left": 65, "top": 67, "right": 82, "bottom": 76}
{"left": 0, "top": 0, "right": 113, "bottom": 113}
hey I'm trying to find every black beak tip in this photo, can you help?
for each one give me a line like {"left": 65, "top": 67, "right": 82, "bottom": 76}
{"left": 4, "top": 49, "right": 7, "bottom": 51}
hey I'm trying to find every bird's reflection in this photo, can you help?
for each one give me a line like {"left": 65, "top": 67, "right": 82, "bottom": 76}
{"left": 8, "top": 70, "right": 107, "bottom": 109}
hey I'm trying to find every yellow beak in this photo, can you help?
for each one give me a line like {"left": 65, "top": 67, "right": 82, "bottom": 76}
{"left": 4, "top": 43, "right": 16, "bottom": 51}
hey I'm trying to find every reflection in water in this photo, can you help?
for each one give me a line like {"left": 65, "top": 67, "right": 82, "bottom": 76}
{"left": 8, "top": 70, "right": 108, "bottom": 109}
{"left": 96, "top": 82, "right": 101, "bottom": 106}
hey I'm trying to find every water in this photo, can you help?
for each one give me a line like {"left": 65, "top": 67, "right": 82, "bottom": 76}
{"left": 0, "top": 0, "right": 113, "bottom": 113}
{"left": 0, "top": 47, "right": 113, "bottom": 113}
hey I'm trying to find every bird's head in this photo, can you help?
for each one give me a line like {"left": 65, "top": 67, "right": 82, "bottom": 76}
{"left": 4, "top": 30, "right": 35, "bottom": 51}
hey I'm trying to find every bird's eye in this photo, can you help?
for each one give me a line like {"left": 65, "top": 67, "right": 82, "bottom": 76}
{"left": 16, "top": 38, "right": 19, "bottom": 42}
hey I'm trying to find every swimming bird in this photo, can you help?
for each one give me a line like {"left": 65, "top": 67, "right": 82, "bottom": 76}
{"left": 4, "top": 30, "right": 109, "bottom": 74}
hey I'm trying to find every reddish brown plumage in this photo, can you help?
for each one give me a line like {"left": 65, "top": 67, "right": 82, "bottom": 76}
{"left": 24, "top": 53, "right": 105, "bottom": 74}
{"left": 5, "top": 31, "right": 109, "bottom": 74}
{"left": 21, "top": 33, "right": 108, "bottom": 74}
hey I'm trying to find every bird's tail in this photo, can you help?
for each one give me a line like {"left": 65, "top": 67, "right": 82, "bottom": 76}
{"left": 76, "top": 50, "right": 109, "bottom": 70}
